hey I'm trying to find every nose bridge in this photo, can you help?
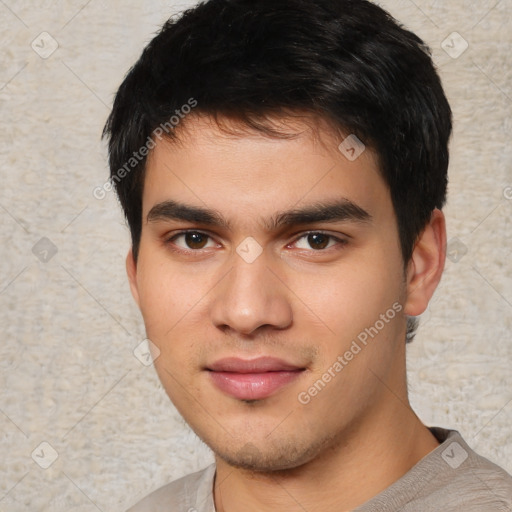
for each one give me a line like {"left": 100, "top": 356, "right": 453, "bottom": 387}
{"left": 211, "top": 253, "right": 292, "bottom": 334}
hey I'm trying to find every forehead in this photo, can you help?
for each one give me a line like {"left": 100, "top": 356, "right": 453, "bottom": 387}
{"left": 142, "top": 114, "right": 390, "bottom": 225}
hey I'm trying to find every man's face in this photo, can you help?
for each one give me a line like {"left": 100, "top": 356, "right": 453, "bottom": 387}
{"left": 128, "top": 115, "right": 412, "bottom": 471}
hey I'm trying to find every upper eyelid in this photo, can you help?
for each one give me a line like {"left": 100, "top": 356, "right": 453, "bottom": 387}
{"left": 167, "top": 229, "right": 217, "bottom": 240}
{"left": 290, "top": 230, "right": 348, "bottom": 242}
{"left": 167, "top": 229, "right": 345, "bottom": 239}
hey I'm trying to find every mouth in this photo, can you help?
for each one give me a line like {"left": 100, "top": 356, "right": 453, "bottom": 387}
{"left": 206, "top": 357, "right": 306, "bottom": 401}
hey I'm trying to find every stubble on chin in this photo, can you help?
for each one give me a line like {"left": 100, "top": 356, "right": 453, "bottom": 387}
{"left": 212, "top": 427, "right": 341, "bottom": 474}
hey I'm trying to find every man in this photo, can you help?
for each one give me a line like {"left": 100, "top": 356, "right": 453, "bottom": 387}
{"left": 103, "top": 0, "right": 512, "bottom": 510}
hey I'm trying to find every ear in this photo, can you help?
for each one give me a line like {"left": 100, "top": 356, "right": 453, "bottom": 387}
{"left": 403, "top": 208, "right": 446, "bottom": 317}
{"left": 126, "top": 248, "right": 141, "bottom": 308}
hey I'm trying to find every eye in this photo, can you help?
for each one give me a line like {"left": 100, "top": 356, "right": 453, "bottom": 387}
{"left": 169, "top": 231, "right": 217, "bottom": 250}
{"left": 292, "top": 232, "right": 344, "bottom": 251}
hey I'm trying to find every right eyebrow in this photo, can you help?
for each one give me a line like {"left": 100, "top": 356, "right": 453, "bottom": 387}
{"left": 146, "top": 200, "right": 231, "bottom": 229}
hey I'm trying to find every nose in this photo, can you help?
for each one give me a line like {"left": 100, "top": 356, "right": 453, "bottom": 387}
{"left": 210, "top": 254, "right": 293, "bottom": 336}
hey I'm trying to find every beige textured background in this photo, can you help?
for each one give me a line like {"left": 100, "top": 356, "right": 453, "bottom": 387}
{"left": 0, "top": 1, "right": 511, "bottom": 510}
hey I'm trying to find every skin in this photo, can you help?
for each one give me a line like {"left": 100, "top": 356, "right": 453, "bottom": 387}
{"left": 126, "top": 114, "right": 446, "bottom": 511}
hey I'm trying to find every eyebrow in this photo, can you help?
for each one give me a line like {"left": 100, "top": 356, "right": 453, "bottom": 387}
{"left": 267, "top": 200, "right": 372, "bottom": 230}
{"left": 146, "top": 199, "right": 372, "bottom": 230}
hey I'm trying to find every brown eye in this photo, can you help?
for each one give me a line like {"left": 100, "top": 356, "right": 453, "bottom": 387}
{"left": 168, "top": 231, "right": 216, "bottom": 250}
{"left": 184, "top": 232, "right": 209, "bottom": 249}
{"left": 291, "top": 232, "right": 344, "bottom": 251}
{"left": 307, "top": 233, "right": 330, "bottom": 250}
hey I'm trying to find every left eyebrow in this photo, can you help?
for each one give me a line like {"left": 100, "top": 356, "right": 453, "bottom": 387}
{"left": 267, "top": 199, "right": 372, "bottom": 230}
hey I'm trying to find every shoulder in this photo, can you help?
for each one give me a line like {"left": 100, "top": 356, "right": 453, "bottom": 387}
{"left": 358, "top": 428, "right": 512, "bottom": 512}
{"left": 414, "top": 428, "right": 512, "bottom": 511}
{"left": 445, "top": 440, "right": 512, "bottom": 510}
{"left": 126, "top": 464, "right": 216, "bottom": 512}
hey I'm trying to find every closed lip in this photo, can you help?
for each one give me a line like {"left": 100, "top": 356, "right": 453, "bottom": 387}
{"left": 206, "top": 356, "right": 306, "bottom": 400}
{"left": 206, "top": 357, "right": 305, "bottom": 373}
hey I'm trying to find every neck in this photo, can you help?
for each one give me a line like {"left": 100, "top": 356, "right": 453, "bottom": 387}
{"left": 213, "top": 399, "right": 439, "bottom": 512}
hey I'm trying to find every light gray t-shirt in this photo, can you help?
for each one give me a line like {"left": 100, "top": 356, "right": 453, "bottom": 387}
{"left": 127, "top": 427, "right": 512, "bottom": 511}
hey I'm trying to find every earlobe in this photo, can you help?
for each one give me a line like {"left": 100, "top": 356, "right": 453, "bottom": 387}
{"left": 126, "top": 248, "right": 141, "bottom": 308}
{"left": 403, "top": 209, "right": 446, "bottom": 317}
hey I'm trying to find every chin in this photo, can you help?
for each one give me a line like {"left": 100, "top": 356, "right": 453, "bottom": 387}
{"left": 211, "top": 434, "right": 333, "bottom": 473}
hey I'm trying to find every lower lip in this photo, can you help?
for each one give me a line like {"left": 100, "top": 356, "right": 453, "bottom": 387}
{"left": 208, "top": 370, "right": 303, "bottom": 400}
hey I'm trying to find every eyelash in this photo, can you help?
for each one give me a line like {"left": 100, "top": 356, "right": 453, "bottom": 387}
{"left": 164, "top": 230, "right": 348, "bottom": 253}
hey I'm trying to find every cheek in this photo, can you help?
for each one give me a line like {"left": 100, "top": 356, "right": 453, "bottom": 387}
{"left": 136, "top": 260, "right": 201, "bottom": 339}
{"left": 136, "top": 265, "right": 206, "bottom": 395}
{"left": 289, "top": 251, "right": 404, "bottom": 343}
{"left": 135, "top": 256, "right": 224, "bottom": 378}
